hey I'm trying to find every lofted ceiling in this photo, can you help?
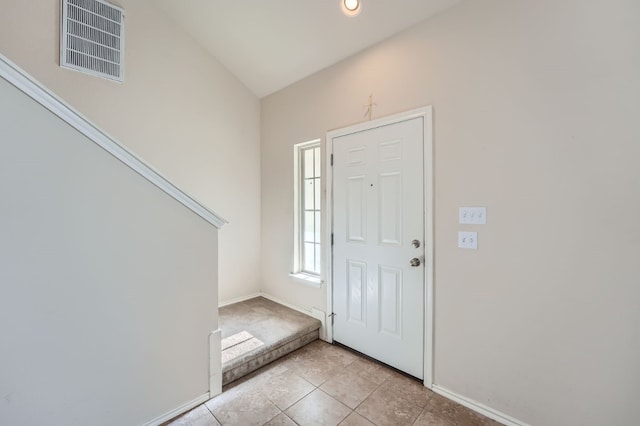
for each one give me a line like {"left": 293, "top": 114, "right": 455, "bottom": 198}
{"left": 152, "top": 0, "right": 463, "bottom": 98}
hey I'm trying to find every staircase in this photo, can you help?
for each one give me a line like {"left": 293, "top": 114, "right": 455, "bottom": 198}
{"left": 220, "top": 297, "right": 321, "bottom": 385}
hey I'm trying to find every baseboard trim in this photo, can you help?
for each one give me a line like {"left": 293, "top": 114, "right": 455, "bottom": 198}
{"left": 141, "top": 393, "right": 210, "bottom": 426}
{"left": 258, "top": 292, "right": 310, "bottom": 315}
{"left": 432, "top": 385, "right": 529, "bottom": 426}
{"left": 310, "top": 307, "right": 328, "bottom": 341}
{"left": 259, "top": 293, "right": 328, "bottom": 341}
{"left": 219, "top": 292, "right": 313, "bottom": 316}
{"left": 218, "top": 293, "right": 261, "bottom": 307}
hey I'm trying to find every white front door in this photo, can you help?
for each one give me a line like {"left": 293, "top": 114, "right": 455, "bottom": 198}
{"left": 332, "top": 117, "right": 425, "bottom": 378}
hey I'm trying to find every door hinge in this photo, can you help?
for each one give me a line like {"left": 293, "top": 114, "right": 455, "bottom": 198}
{"left": 330, "top": 153, "right": 334, "bottom": 166}
{"left": 331, "top": 233, "right": 334, "bottom": 246}
{"left": 328, "top": 312, "right": 336, "bottom": 325}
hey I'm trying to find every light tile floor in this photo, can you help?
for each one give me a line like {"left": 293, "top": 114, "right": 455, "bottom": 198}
{"left": 167, "top": 340, "right": 502, "bottom": 426}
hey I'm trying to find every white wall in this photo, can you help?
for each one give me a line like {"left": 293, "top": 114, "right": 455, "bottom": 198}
{"left": 261, "top": 0, "right": 640, "bottom": 425}
{"left": 0, "top": 0, "right": 261, "bottom": 304}
{"left": 0, "top": 75, "right": 218, "bottom": 425}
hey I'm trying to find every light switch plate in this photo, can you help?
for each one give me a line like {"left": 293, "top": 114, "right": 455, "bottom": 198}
{"left": 459, "top": 207, "right": 487, "bottom": 225}
{"left": 458, "top": 231, "right": 478, "bottom": 249}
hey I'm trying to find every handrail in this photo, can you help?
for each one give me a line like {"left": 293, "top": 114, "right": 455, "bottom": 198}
{"left": 0, "top": 53, "right": 227, "bottom": 229}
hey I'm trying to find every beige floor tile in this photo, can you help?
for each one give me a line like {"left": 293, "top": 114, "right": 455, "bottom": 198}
{"left": 166, "top": 404, "right": 220, "bottom": 426}
{"left": 260, "top": 369, "right": 315, "bottom": 410}
{"left": 420, "top": 393, "right": 504, "bottom": 425}
{"left": 282, "top": 341, "right": 359, "bottom": 386}
{"left": 413, "top": 410, "right": 454, "bottom": 426}
{"left": 170, "top": 341, "right": 504, "bottom": 426}
{"left": 206, "top": 389, "right": 280, "bottom": 426}
{"left": 356, "top": 386, "right": 422, "bottom": 426}
{"left": 378, "top": 372, "right": 432, "bottom": 408}
{"left": 450, "top": 408, "right": 502, "bottom": 426}
{"left": 281, "top": 341, "right": 323, "bottom": 365}
{"left": 316, "top": 342, "right": 360, "bottom": 368}
{"left": 423, "top": 393, "right": 460, "bottom": 418}
{"left": 264, "top": 412, "right": 298, "bottom": 426}
{"left": 348, "top": 358, "right": 393, "bottom": 385}
{"left": 205, "top": 297, "right": 507, "bottom": 426}
{"left": 282, "top": 353, "right": 343, "bottom": 386}
{"left": 320, "top": 367, "right": 380, "bottom": 409}
{"left": 338, "top": 412, "right": 375, "bottom": 426}
{"left": 285, "top": 389, "right": 352, "bottom": 426}
{"left": 223, "top": 360, "right": 290, "bottom": 394}
{"left": 290, "top": 340, "right": 355, "bottom": 365}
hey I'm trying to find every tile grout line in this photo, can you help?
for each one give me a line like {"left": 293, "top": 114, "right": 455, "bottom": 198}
{"left": 189, "top": 340, "right": 495, "bottom": 426}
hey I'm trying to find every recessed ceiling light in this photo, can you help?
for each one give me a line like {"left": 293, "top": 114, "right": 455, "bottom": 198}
{"left": 342, "top": 0, "right": 361, "bottom": 17}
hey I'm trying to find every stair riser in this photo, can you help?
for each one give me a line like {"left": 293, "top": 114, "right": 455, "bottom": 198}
{"left": 222, "top": 329, "right": 319, "bottom": 386}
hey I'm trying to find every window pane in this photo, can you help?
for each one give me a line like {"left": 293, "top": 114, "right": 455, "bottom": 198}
{"left": 314, "top": 147, "right": 321, "bottom": 177}
{"left": 304, "top": 211, "right": 315, "bottom": 242}
{"left": 303, "top": 242, "right": 315, "bottom": 272}
{"left": 295, "top": 141, "right": 322, "bottom": 277}
{"left": 304, "top": 179, "right": 315, "bottom": 210}
{"left": 314, "top": 243, "right": 321, "bottom": 273}
{"left": 304, "top": 148, "right": 314, "bottom": 178}
{"left": 313, "top": 178, "right": 320, "bottom": 210}
{"left": 314, "top": 211, "right": 321, "bottom": 243}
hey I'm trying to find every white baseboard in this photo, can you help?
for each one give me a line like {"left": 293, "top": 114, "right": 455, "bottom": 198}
{"left": 432, "top": 385, "right": 529, "bottom": 426}
{"left": 310, "top": 308, "right": 328, "bottom": 341}
{"left": 259, "top": 292, "right": 310, "bottom": 316}
{"left": 218, "top": 293, "right": 261, "bottom": 307}
{"left": 141, "top": 393, "right": 210, "bottom": 426}
{"left": 259, "top": 293, "right": 328, "bottom": 341}
{"left": 219, "top": 292, "right": 312, "bottom": 318}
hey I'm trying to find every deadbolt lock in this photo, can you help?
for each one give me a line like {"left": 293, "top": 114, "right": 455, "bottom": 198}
{"left": 412, "top": 239, "right": 421, "bottom": 248}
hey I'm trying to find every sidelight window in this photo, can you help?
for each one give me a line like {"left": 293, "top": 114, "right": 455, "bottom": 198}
{"left": 293, "top": 140, "right": 322, "bottom": 282}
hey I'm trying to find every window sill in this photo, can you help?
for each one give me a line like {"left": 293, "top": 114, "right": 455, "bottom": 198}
{"left": 289, "top": 272, "right": 323, "bottom": 288}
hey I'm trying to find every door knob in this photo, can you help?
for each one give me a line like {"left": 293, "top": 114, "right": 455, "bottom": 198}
{"left": 409, "top": 257, "right": 421, "bottom": 267}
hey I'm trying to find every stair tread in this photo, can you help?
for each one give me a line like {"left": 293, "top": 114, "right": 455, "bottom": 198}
{"left": 219, "top": 297, "right": 321, "bottom": 384}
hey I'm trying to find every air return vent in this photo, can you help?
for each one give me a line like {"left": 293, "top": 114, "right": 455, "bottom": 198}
{"left": 61, "top": 0, "right": 124, "bottom": 82}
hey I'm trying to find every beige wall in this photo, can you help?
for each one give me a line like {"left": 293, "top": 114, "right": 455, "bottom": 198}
{"left": 0, "top": 0, "right": 261, "bottom": 303}
{"left": 261, "top": 0, "right": 640, "bottom": 424}
{"left": 0, "top": 76, "right": 218, "bottom": 425}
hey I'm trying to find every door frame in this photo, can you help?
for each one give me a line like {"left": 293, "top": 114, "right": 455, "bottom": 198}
{"left": 324, "top": 106, "right": 434, "bottom": 388}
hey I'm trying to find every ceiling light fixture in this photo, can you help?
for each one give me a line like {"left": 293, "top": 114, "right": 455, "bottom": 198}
{"left": 342, "top": 0, "right": 361, "bottom": 17}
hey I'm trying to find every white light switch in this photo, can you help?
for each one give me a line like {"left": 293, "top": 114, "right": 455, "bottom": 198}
{"left": 459, "top": 207, "right": 487, "bottom": 225}
{"left": 458, "top": 231, "right": 478, "bottom": 249}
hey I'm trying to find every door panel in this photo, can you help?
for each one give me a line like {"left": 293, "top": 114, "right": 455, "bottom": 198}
{"left": 379, "top": 265, "right": 402, "bottom": 338}
{"left": 347, "top": 260, "right": 367, "bottom": 325}
{"left": 347, "top": 176, "right": 367, "bottom": 242}
{"left": 379, "top": 172, "right": 402, "bottom": 245}
{"left": 332, "top": 117, "right": 424, "bottom": 378}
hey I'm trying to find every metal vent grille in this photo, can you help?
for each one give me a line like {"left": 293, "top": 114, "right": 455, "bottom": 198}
{"left": 61, "top": 0, "right": 124, "bottom": 82}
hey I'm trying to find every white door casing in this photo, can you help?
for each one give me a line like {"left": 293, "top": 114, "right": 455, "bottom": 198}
{"left": 327, "top": 108, "right": 433, "bottom": 381}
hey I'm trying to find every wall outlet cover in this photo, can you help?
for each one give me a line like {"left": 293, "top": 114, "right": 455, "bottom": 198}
{"left": 458, "top": 231, "right": 478, "bottom": 249}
